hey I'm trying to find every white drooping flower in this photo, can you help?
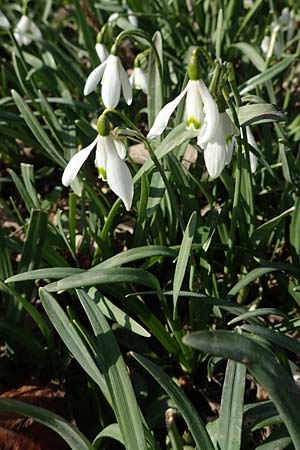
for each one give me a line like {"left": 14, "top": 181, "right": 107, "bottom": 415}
{"left": 242, "top": 126, "right": 258, "bottom": 173}
{"left": 261, "top": 23, "right": 282, "bottom": 59}
{"left": 108, "top": 6, "right": 138, "bottom": 28}
{"left": 148, "top": 51, "right": 219, "bottom": 147}
{"left": 14, "top": 15, "right": 42, "bottom": 46}
{"left": 62, "top": 115, "right": 133, "bottom": 211}
{"left": 84, "top": 53, "right": 132, "bottom": 109}
{"left": 130, "top": 66, "right": 148, "bottom": 94}
{"left": 95, "top": 43, "right": 109, "bottom": 63}
{"left": 202, "top": 112, "right": 238, "bottom": 179}
{"left": 0, "top": 11, "right": 10, "bottom": 29}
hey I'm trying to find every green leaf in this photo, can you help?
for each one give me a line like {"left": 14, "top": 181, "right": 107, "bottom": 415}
{"left": 73, "top": 0, "right": 98, "bottom": 67}
{"left": 87, "top": 287, "right": 150, "bottom": 337}
{"left": 45, "top": 267, "right": 160, "bottom": 293}
{"left": 173, "top": 211, "right": 197, "bottom": 318}
{"left": 228, "top": 308, "right": 288, "bottom": 325}
{"left": 239, "top": 56, "right": 296, "bottom": 95}
{"left": 5, "top": 267, "right": 84, "bottom": 284}
{"left": 134, "top": 123, "right": 197, "bottom": 183}
{"left": 241, "top": 324, "right": 300, "bottom": 355}
{"left": 148, "top": 31, "right": 163, "bottom": 128}
{"left": 232, "top": 42, "right": 266, "bottom": 72}
{"left": 132, "top": 352, "right": 215, "bottom": 450}
{"left": 39, "top": 288, "right": 110, "bottom": 403}
{"left": 93, "top": 423, "right": 123, "bottom": 447}
{"left": 0, "top": 398, "right": 93, "bottom": 450}
{"left": 94, "top": 245, "right": 176, "bottom": 270}
{"left": 227, "top": 103, "right": 286, "bottom": 127}
{"left": 217, "top": 359, "right": 246, "bottom": 450}
{"left": 18, "top": 210, "right": 48, "bottom": 275}
{"left": 77, "top": 289, "right": 147, "bottom": 450}
{"left": 11, "top": 90, "right": 66, "bottom": 167}
{"left": 183, "top": 330, "right": 300, "bottom": 449}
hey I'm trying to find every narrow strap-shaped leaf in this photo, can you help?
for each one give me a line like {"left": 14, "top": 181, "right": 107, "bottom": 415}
{"left": 183, "top": 330, "right": 300, "bottom": 449}
{"left": 39, "top": 288, "right": 110, "bottom": 403}
{"left": 0, "top": 398, "right": 94, "bottom": 450}
{"left": 217, "top": 359, "right": 246, "bottom": 450}
{"left": 132, "top": 352, "right": 215, "bottom": 450}
{"left": 76, "top": 289, "right": 147, "bottom": 450}
{"left": 173, "top": 211, "right": 197, "bottom": 318}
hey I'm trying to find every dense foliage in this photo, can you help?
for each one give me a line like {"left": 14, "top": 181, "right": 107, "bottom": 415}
{"left": 0, "top": 1, "right": 300, "bottom": 449}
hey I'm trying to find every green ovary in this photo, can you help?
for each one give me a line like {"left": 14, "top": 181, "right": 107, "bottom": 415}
{"left": 97, "top": 167, "right": 107, "bottom": 180}
{"left": 186, "top": 117, "right": 201, "bottom": 130}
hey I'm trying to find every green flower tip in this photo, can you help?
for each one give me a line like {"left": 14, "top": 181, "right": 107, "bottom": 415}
{"left": 186, "top": 116, "right": 202, "bottom": 130}
{"left": 110, "top": 44, "right": 118, "bottom": 55}
{"left": 187, "top": 51, "right": 202, "bottom": 81}
{"left": 97, "top": 114, "right": 110, "bottom": 136}
{"left": 97, "top": 167, "right": 107, "bottom": 180}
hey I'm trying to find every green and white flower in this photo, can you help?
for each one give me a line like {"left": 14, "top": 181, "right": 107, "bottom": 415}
{"left": 130, "top": 66, "right": 148, "bottom": 94}
{"left": 84, "top": 52, "right": 132, "bottom": 109}
{"left": 148, "top": 50, "right": 219, "bottom": 146}
{"left": 14, "top": 15, "right": 42, "bottom": 46}
{"left": 62, "top": 115, "right": 133, "bottom": 211}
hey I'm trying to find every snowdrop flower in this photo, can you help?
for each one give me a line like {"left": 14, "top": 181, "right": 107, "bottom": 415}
{"left": 242, "top": 127, "right": 258, "bottom": 173}
{"left": 148, "top": 49, "right": 219, "bottom": 147}
{"left": 108, "top": 6, "right": 138, "bottom": 28}
{"left": 0, "top": 11, "right": 10, "bottom": 30}
{"left": 202, "top": 112, "right": 238, "bottom": 179}
{"left": 84, "top": 48, "right": 132, "bottom": 109}
{"left": 62, "top": 114, "right": 133, "bottom": 211}
{"left": 14, "top": 15, "right": 42, "bottom": 46}
{"left": 127, "top": 7, "right": 138, "bottom": 28}
{"left": 130, "top": 59, "right": 147, "bottom": 94}
{"left": 95, "top": 43, "right": 109, "bottom": 63}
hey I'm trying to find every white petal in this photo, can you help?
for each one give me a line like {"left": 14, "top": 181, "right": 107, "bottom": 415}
{"left": 62, "top": 136, "right": 98, "bottom": 186}
{"left": 203, "top": 141, "right": 226, "bottom": 179}
{"left": 114, "top": 139, "right": 126, "bottom": 160}
{"left": 185, "top": 80, "right": 203, "bottom": 130}
{"left": 261, "top": 36, "right": 270, "bottom": 55}
{"left": 30, "top": 19, "right": 42, "bottom": 41}
{"left": 101, "top": 55, "right": 121, "bottom": 109}
{"left": 95, "top": 43, "right": 109, "bottom": 63}
{"left": 197, "top": 80, "right": 219, "bottom": 146}
{"left": 127, "top": 8, "right": 138, "bottom": 28}
{"left": 119, "top": 62, "right": 132, "bottom": 105}
{"left": 14, "top": 15, "right": 30, "bottom": 45}
{"left": 84, "top": 60, "right": 107, "bottom": 96}
{"left": 132, "top": 67, "right": 148, "bottom": 94}
{"left": 147, "top": 83, "right": 189, "bottom": 138}
{"left": 95, "top": 137, "right": 107, "bottom": 180}
{"left": 108, "top": 12, "right": 119, "bottom": 23}
{"left": 0, "top": 11, "right": 10, "bottom": 29}
{"left": 105, "top": 136, "right": 133, "bottom": 211}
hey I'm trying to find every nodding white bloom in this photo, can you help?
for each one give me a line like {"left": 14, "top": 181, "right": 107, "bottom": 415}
{"left": 108, "top": 6, "right": 138, "bottom": 28}
{"left": 130, "top": 66, "right": 148, "bottom": 94}
{"left": 242, "top": 126, "right": 258, "bottom": 173}
{"left": 243, "top": 0, "right": 253, "bottom": 8}
{"left": 62, "top": 115, "right": 133, "bottom": 211}
{"left": 148, "top": 51, "right": 219, "bottom": 146}
{"left": 14, "top": 15, "right": 42, "bottom": 46}
{"left": 202, "top": 112, "right": 238, "bottom": 179}
{"left": 127, "top": 7, "right": 138, "bottom": 28}
{"left": 0, "top": 11, "right": 10, "bottom": 29}
{"left": 84, "top": 52, "right": 132, "bottom": 109}
{"left": 95, "top": 43, "right": 109, "bottom": 63}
